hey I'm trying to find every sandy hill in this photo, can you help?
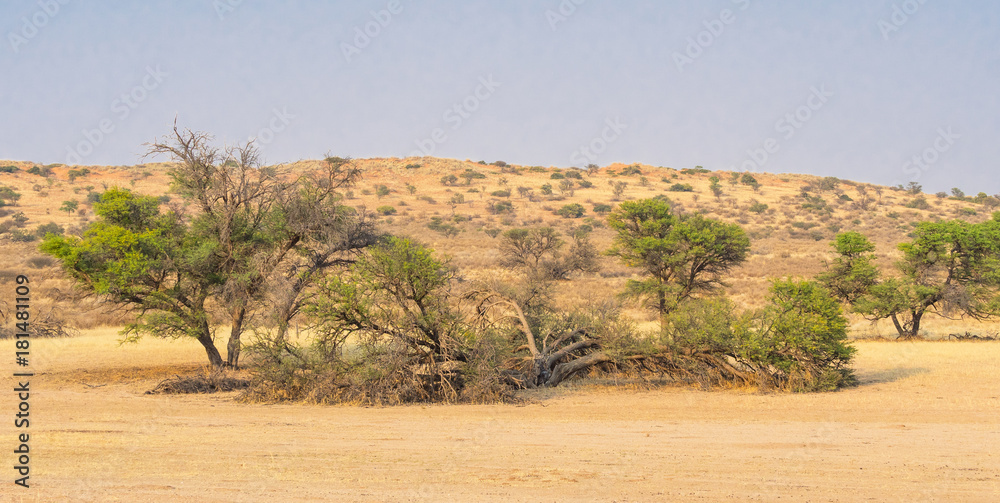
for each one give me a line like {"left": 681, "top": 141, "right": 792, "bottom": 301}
{"left": 1, "top": 156, "right": 997, "bottom": 338}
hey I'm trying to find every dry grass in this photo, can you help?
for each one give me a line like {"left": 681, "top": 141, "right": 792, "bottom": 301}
{"left": 3, "top": 157, "right": 999, "bottom": 334}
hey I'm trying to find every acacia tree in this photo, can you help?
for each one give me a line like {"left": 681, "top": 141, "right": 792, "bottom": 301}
{"left": 823, "top": 217, "right": 1000, "bottom": 339}
{"left": 145, "top": 128, "right": 375, "bottom": 367}
{"left": 262, "top": 160, "right": 381, "bottom": 349}
{"left": 817, "top": 231, "right": 879, "bottom": 303}
{"left": 305, "top": 237, "right": 477, "bottom": 402}
{"left": 607, "top": 198, "right": 750, "bottom": 331}
{"left": 41, "top": 189, "right": 229, "bottom": 366}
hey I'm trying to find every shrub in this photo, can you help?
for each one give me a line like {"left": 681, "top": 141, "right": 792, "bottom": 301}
{"left": 620, "top": 164, "right": 642, "bottom": 176}
{"left": 404, "top": 163, "right": 422, "bottom": 170}
{"left": 959, "top": 207, "right": 977, "bottom": 216}
{"left": 67, "top": 168, "right": 91, "bottom": 182}
{"left": 376, "top": 206, "right": 396, "bottom": 216}
{"left": 556, "top": 203, "right": 585, "bottom": 218}
{"left": 11, "top": 211, "right": 29, "bottom": 227}
{"left": 460, "top": 169, "right": 487, "bottom": 185}
{"left": 748, "top": 201, "right": 769, "bottom": 214}
{"left": 904, "top": 196, "right": 930, "bottom": 210}
{"left": 564, "top": 170, "right": 583, "bottom": 180}
{"left": 427, "top": 217, "right": 460, "bottom": 237}
{"left": 490, "top": 189, "right": 511, "bottom": 198}
{"left": 549, "top": 172, "right": 565, "bottom": 179}
{"left": 680, "top": 167, "right": 710, "bottom": 175}
{"left": 440, "top": 174, "right": 458, "bottom": 186}
{"left": 668, "top": 183, "right": 694, "bottom": 192}
{"left": 34, "top": 222, "right": 64, "bottom": 238}
{"left": 577, "top": 180, "right": 593, "bottom": 189}
{"left": 0, "top": 185, "right": 22, "bottom": 206}
{"left": 0, "top": 165, "right": 19, "bottom": 173}
{"left": 665, "top": 282, "right": 856, "bottom": 391}
{"left": 743, "top": 280, "right": 856, "bottom": 390}
{"left": 592, "top": 203, "right": 613, "bottom": 214}
{"left": 10, "top": 229, "right": 36, "bottom": 242}
{"left": 488, "top": 200, "right": 514, "bottom": 214}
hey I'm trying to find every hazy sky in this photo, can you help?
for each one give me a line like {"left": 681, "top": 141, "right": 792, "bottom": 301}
{"left": 2, "top": 1, "right": 998, "bottom": 193}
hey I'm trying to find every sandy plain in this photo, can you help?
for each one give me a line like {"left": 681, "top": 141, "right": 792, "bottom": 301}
{"left": 2, "top": 329, "right": 998, "bottom": 502}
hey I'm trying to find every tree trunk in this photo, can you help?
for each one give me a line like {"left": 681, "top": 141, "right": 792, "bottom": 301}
{"left": 226, "top": 307, "right": 246, "bottom": 368}
{"left": 658, "top": 288, "right": 673, "bottom": 343}
{"left": 196, "top": 321, "right": 224, "bottom": 369}
{"left": 545, "top": 351, "right": 611, "bottom": 387}
{"left": 890, "top": 313, "right": 906, "bottom": 339}
{"left": 909, "top": 310, "right": 923, "bottom": 340}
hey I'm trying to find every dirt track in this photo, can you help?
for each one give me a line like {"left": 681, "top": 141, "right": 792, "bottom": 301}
{"left": 4, "top": 332, "right": 1000, "bottom": 502}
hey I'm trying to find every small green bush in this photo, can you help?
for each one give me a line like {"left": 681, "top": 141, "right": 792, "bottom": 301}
{"left": 376, "top": 206, "right": 396, "bottom": 216}
{"left": 903, "top": 196, "right": 930, "bottom": 210}
{"left": 556, "top": 203, "right": 586, "bottom": 218}
{"left": 592, "top": 203, "right": 613, "bottom": 214}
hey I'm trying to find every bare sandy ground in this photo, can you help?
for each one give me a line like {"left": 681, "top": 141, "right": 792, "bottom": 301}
{"left": 4, "top": 330, "right": 999, "bottom": 502}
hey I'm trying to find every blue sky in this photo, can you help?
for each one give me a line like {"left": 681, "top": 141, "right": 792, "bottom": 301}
{"left": 1, "top": 0, "right": 998, "bottom": 193}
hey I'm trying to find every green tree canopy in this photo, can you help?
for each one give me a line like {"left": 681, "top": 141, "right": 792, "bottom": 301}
{"left": 41, "top": 188, "right": 228, "bottom": 366}
{"left": 824, "top": 216, "right": 1000, "bottom": 339}
{"left": 607, "top": 198, "right": 750, "bottom": 330}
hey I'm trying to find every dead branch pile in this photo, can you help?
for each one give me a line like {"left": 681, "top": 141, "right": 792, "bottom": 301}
{"left": 146, "top": 372, "right": 250, "bottom": 394}
{"left": 948, "top": 331, "right": 998, "bottom": 341}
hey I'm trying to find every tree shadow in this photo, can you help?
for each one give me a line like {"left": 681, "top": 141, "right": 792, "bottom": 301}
{"left": 855, "top": 367, "right": 930, "bottom": 385}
